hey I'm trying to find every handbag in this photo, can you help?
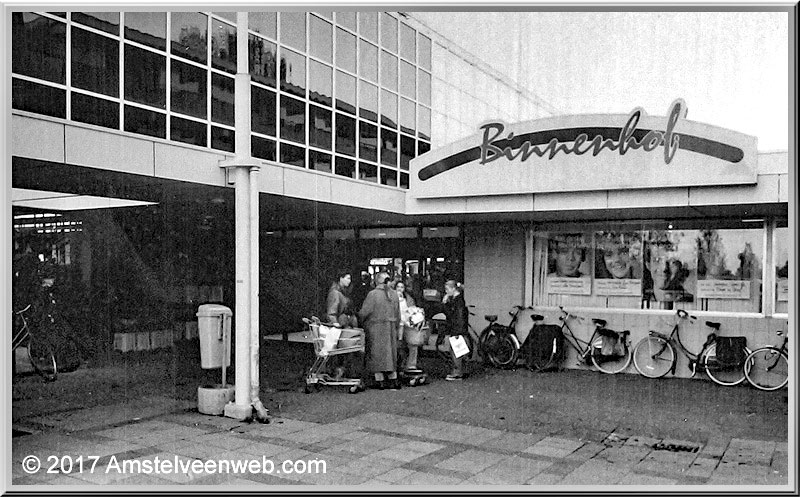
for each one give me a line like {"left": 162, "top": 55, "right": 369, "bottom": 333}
{"left": 449, "top": 335, "right": 470, "bottom": 358}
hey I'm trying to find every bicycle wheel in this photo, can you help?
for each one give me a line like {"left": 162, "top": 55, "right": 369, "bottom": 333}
{"left": 633, "top": 336, "right": 675, "bottom": 378}
{"left": 744, "top": 347, "right": 788, "bottom": 391}
{"left": 702, "top": 343, "right": 749, "bottom": 386}
{"left": 478, "top": 326, "right": 495, "bottom": 366}
{"left": 484, "top": 332, "right": 519, "bottom": 369}
{"left": 28, "top": 339, "right": 57, "bottom": 381}
{"left": 590, "top": 337, "right": 632, "bottom": 374}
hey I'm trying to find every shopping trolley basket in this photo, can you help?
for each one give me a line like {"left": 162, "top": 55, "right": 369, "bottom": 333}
{"left": 301, "top": 317, "right": 365, "bottom": 394}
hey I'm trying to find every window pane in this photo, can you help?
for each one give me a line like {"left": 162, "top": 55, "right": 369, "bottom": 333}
{"left": 251, "top": 86, "right": 276, "bottom": 136}
{"left": 280, "top": 95, "right": 305, "bottom": 144}
{"left": 309, "top": 105, "right": 332, "bottom": 150}
{"left": 49, "top": 12, "right": 66, "bottom": 18}
{"left": 249, "top": 35, "right": 277, "bottom": 87}
{"left": 335, "top": 71, "right": 356, "bottom": 114}
{"left": 335, "top": 156, "right": 356, "bottom": 178}
{"left": 211, "top": 20, "right": 237, "bottom": 73}
{"left": 400, "top": 134, "right": 414, "bottom": 170}
{"left": 72, "top": 28, "right": 119, "bottom": 97}
{"left": 359, "top": 81, "right": 378, "bottom": 122}
{"left": 280, "top": 142, "right": 305, "bottom": 168}
{"left": 380, "top": 51, "right": 397, "bottom": 91}
{"left": 400, "top": 61, "right": 415, "bottom": 99}
{"left": 280, "top": 48, "right": 306, "bottom": 97}
{"left": 72, "top": 12, "right": 119, "bottom": 34}
{"left": 335, "top": 28, "right": 356, "bottom": 73}
{"left": 400, "top": 98, "right": 415, "bottom": 135}
{"left": 418, "top": 106, "right": 430, "bottom": 140}
{"left": 380, "top": 167, "right": 397, "bottom": 187}
{"left": 125, "top": 12, "right": 166, "bottom": 50}
{"left": 124, "top": 45, "right": 166, "bottom": 108}
{"left": 124, "top": 105, "right": 165, "bottom": 138}
{"left": 252, "top": 136, "right": 276, "bottom": 161}
{"left": 309, "top": 60, "right": 332, "bottom": 106}
{"left": 335, "top": 113, "right": 356, "bottom": 156}
{"left": 641, "top": 231, "right": 698, "bottom": 310}
{"left": 249, "top": 12, "right": 276, "bottom": 39}
{"left": 309, "top": 15, "right": 332, "bottom": 63}
{"left": 380, "top": 128, "right": 397, "bottom": 167}
{"left": 171, "top": 115, "right": 207, "bottom": 146}
{"left": 381, "top": 90, "right": 397, "bottom": 129}
{"left": 72, "top": 93, "right": 118, "bottom": 129}
{"left": 359, "top": 121, "right": 378, "bottom": 162}
{"left": 775, "top": 226, "right": 789, "bottom": 313}
{"left": 359, "top": 162, "right": 377, "bottom": 183}
{"left": 359, "top": 40, "right": 377, "bottom": 82}
{"left": 419, "top": 34, "right": 431, "bottom": 71}
{"left": 315, "top": 12, "right": 333, "bottom": 21}
{"left": 418, "top": 69, "right": 431, "bottom": 106}
{"left": 214, "top": 12, "right": 236, "bottom": 23}
{"left": 418, "top": 140, "right": 430, "bottom": 156}
{"left": 380, "top": 13, "right": 397, "bottom": 52}
{"left": 358, "top": 12, "right": 377, "bottom": 41}
{"left": 171, "top": 12, "right": 208, "bottom": 64}
{"left": 12, "top": 13, "right": 66, "bottom": 84}
{"left": 280, "top": 12, "right": 306, "bottom": 51}
{"left": 336, "top": 12, "right": 356, "bottom": 31}
{"left": 696, "top": 229, "right": 763, "bottom": 313}
{"left": 310, "top": 150, "right": 332, "bottom": 173}
{"left": 12, "top": 78, "right": 65, "bottom": 118}
{"left": 400, "top": 23, "right": 415, "bottom": 62}
{"left": 211, "top": 126, "right": 235, "bottom": 152}
{"left": 171, "top": 60, "right": 207, "bottom": 118}
{"left": 399, "top": 171, "right": 409, "bottom": 189}
{"left": 211, "top": 74, "right": 235, "bottom": 125}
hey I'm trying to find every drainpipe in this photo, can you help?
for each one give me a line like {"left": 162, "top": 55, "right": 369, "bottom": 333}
{"left": 249, "top": 165, "right": 268, "bottom": 422}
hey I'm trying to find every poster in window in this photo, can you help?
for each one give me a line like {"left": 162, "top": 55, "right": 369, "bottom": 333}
{"left": 776, "top": 232, "right": 789, "bottom": 302}
{"left": 594, "top": 231, "right": 643, "bottom": 296}
{"left": 644, "top": 230, "right": 697, "bottom": 304}
{"left": 696, "top": 229, "right": 761, "bottom": 299}
{"left": 547, "top": 233, "right": 591, "bottom": 295}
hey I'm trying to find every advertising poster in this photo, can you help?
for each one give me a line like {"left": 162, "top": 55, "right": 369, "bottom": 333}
{"left": 696, "top": 229, "right": 761, "bottom": 299}
{"left": 775, "top": 227, "right": 789, "bottom": 302}
{"left": 594, "top": 231, "right": 643, "bottom": 296}
{"left": 644, "top": 230, "right": 698, "bottom": 304}
{"left": 546, "top": 233, "right": 591, "bottom": 295}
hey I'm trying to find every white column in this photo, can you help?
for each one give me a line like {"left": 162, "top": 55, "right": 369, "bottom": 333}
{"left": 233, "top": 166, "right": 251, "bottom": 408}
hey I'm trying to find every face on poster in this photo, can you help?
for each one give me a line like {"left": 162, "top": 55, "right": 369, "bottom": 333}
{"left": 594, "top": 232, "right": 643, "bottom": 280}
{"left": 644, "top": 230, "right": 697, "bottom": 303}
{"left": 548, "top": 234, "right": 589, "bottom": 278}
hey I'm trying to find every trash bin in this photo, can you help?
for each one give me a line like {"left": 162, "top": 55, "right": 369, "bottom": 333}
{"left": 197, "top": 304, "right": 232, "bottom": 369}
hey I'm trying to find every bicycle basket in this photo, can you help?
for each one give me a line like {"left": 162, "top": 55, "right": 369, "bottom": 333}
{"left": 714, "top": 336, "right": 747, "bottom": 369}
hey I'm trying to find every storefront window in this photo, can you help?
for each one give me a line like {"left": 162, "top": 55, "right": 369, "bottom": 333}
{"left": 309, "top": 15, "right": 333, "bottom": 63}
{"left": 251, "top": 86, "right": 276, "bottom": 136}
{"left": 125, "top": 12, "right": 166, "bottom": 51}
{"left": 280, "top": 48, "right": 306, "bottom": 97}
{"left": 171, "top": 12, "right": 208, "bottom": 64}
{"left": 210, "top": 126, "right": 234, "bottom": 152}
{"left": 381, "top": 51, "right": 398, "bottom": 92}
{"left": 12, "top": 78, "right": 66, "bottom": 118}
{"left": 696, "top": 229, "right": 763, "bottom": 313}
{"left": 359, "top": 122, "right": 378, "bottom": 162}
{"left": 249, "top": 12, "right": 276, "bottom": 39}
{"left": 380, "top": 167, "right": 398, "bottom": 187}
{"left": 171, "top": 60, "right": 207, "bottom": 119}
{"left": 249, "top": 35, "right": 276, "bottom": 88}
{"left": 72, "top": 93, "right": 118, "bottom": 129}
{"left": 309, "top": 60, "right": 332, "bottom": 107}
{"left": 309, "top": 150, "right": 332, "bottom": 173}
{"left": 359, "top": 162, "right": 378, "bottom": 183}
{"left": 335, "top": 157, "right": 356, "bottom": 178}
{"left": 252, "top": 135, "right": 276, "bottom": 160}
{"left": 309, "top": 105, "right": 333, "bottom": 150}
{"left": 211, "top": 74, "right": 234, "bottom": 125}
{"left": 211, "top": 20, "right": 237, "bottom": 73}
{"left": 336, "top": 28, "right": 356, "bottom": 73}
{"left": 280, "top": 12, "right": 306, "bottom": 52}
{"left": 280, "top": 95, "right": 305, "bottom": 144}
{"left": 12, "top": 13, "right": 66, "bottom": 84}
{"left": 359, "top": 40, "right": 378, "bottom": 82}
{"left": 775, "top": 225, "right": 789, "bottom": 314}
{"left": 171, "top": 115, "right": 206, "bottom": 146}
{"left": 73, "top": 12, "right": 119, "bottom": 34}
{"left": 124, "top": 45, "right": 166, "bottom": 108}
{"left": 399, "top": 172, "right": 409, "bottom": 189}
{"left": 124, "top": 105, "right": 165, "bottom": 138}
{"left": 335, "top": 113, "right": 356, "bottom": 157}
{"left": 400, "top": 23, "right": 416, "bottom": 62}
{"left": 335, "top": 71, "right": 356, "bottom": 114}
{"left": 380, "top": 13, "right": 398, "bottom": 53}
{"left": 280, "top": 142, "right": 305, "bottom": 168}
{"left": 381, "top": 90, "right": 398, "bottom": 129}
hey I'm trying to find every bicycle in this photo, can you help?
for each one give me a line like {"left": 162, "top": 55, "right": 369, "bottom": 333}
{"left": 743, "top": 330, "right": 788, "bottom": 391}
{"left": 523, "top": 313, "right": 566, "bottom": 372}
{"left": 432, "top": 305, "right": 480, "bottom": 367}
{"left": 13, "top": 304, "right": 57, "bottom": 381}
{"left": 480, "top": 305, "right": 532, "bottom": 369}
{"left": 552, "top": 306, "right": 632, "bottom": 374}
{"left": 632, "top": 309, "right": 751, "bottom": 386}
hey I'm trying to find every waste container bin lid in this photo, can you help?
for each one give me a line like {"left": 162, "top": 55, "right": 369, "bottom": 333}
{"left": 196, "top": 304, "right": 233, "bottom": 317}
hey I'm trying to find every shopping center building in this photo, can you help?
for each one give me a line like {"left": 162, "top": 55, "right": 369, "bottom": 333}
{"left": 10, "top": 11, "right": 791, "bottom": 382}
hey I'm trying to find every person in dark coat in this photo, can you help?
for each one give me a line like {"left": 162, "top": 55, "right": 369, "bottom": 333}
{"left": 325, "top": 270, "right": 358, "bottom": 380}
{"left": 358, "top": 272, "right": 401, "bottom": 389}
{"left": 442, "top": 279, "right": 469, "bottom": 380}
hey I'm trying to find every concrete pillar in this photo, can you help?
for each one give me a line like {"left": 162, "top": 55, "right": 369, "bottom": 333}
{"left": 524, "top": 226, "right": 535, "bottom": 306}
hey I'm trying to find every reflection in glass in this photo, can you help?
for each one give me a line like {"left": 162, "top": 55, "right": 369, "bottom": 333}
{"left": 400, "top": 135, "right": 415, "bottom": 170}
{"left": 335, "top": 71, "right": 356, "bottom": 114}
{"left": 419, "top": 34, "right": 431, "bottom": 71}
{"left": 358, "top": 12, "right": 378, "bottom": 41}
{"left": 335, "top": 113, "right": 356, "bottom": 157}
{"left": 309, "top": 15, "right": 333, "bottom": 63}
{"left": 211, "top": 20, "right": 237, "bottom": 73}
{"left": 399, "top": 172, "right": 409, "bottom": 189}
{"left": 399, "top": 98, "right": 415, "bottom": 135}
{"left": 171, "top": 12, "right": 208, "bottom": 64}
{"left": 72, "top": 12, "right": 119, "bottom": 34}
{"left": 381, "top": 90, "right": 397, "bottom": 129}
{"left": 775, "top": 226, "right": 789, "bottom": 313}
{"left": 124, "top": 45, "right": 166, "bottom": 108}
{"left": 252, "top": 136, "right": 276, "bottom": 161}
{"left": 336, "top": 12, "right": 356, "bottom": 31}
{"left": 359, "top": 81, "right": 378, "bottom": 122}
{"left": 213, "top": 12, "right": 237, "bottom": 22}
{"left": 280, "top": 48, "right": 306, "bottom": 97}
{"left": 381, "top": 128, "right": 398, "bottom": 167}
{"left": 211, "top": 126, "right": 235, "bottom": 152}
{"left": 335, "top": 156, "right": 356, "bottom": 178}
{"left": 380, "top": 167, "right": 397, "bottom": 187}
{"left": 309, "top": 60, "right": 332, "bottom": 107}
{"left": 418, "top": 140, "right": 430, "bottom": 156}
{"left": 380, "top": 13, "right": 397, "bottom": 52}
{"left": 381, "top": 51, "right": 398, "bottom": 92}
{"left": 125, "top": 12, "right": 166, "bottom": 50}
{"left": 72, "top": 92, "right": 118, "bottom": 129}
{"left": 359, "top": 162, "right": 378, "bottom": 183}
{"left": 12, "top": 78, "right": 66, "bottom": 118}
{"left": 72, "top": 28, "right": 119, "bottom": 97}
{"left": 280, "top": 95, "right": 305, "bottom": 144}
{"left": 171, "top": 60, "right": 207, "bottom": 118}
{"left": 336, "top": 28, "right": 356, "bottom": 73}
{"left": 251, "top": 86, "right": 276, "bottom": 136}
{"left": 171, "top": 115, "right": 207, "bottom": 146}
{"left": 400, "top": 61, "right": 415, "bottom": 99}
{"left": 249, "top": 35, "right": 276, "bottom": 88}
{"left": 211, "top": 74, "right": 235, "bottom": 126}
{"left": 418, "top": 70, "right": 431, "bottom": 106}
{"left": 359, "top": 40, "right": 378, "bottom": 82}
{"left": 280, "top": 142, "right": 306, "bottom": 168}
{"left": 124, "top": 105, "right": 165, "bottom": 138}
{"left": 359, "top": 122, "right": 378, "bottom": 162}
{"left": 418, "top": 105, "right": 431, "bottom": 140}
{"left": 12, "top": 13, "right": 66, "bottom": 84}
{"left": 309, "top": 105, "right": 333, "bottom": 150}
{"left": 280, "top": 12, "right": 306, "bottom": 51}
{"left": 249, "top": 12, "right": 276, "bottom": 39}
{"left": 400, "top": 23, "right": 415, "bottom": 62}
{"left": 310, "top": 150, "right": 333, "bottom": 173}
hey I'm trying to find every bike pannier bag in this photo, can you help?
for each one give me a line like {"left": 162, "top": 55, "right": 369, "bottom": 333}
{"left": 715, "top": 336, "right": 747, "bottom": 368}
{"left": 526, "top": 324, "right": 565, "bottom": 364}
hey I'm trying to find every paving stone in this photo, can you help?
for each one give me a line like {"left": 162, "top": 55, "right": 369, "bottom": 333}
{"left": 471, "top": 455, "right": 553, "bottom": 484}
{"left": 435, "top": 449, "right": 510, "bottom": 474}
{"left": 394, "top": 470, "right": 465, "bottom": 485}
{"left": 525, "top": 472, "right": 564, "bottom": 485}
{"left": 375, "top": 467, "right": 416, "bottom": 483}
{"left": 481, "top": 432, "right": 547, "bottom": 453}
{"left": 617, "top": 472, "right": 678, "bottom": 485}
{"left": 372, "top": 446, "right": 430, "bottom": 463}
{"left": 560, "top": 459, "right": 630, "bottom": 485}
{"left": 685, "top": 455, "right": 719, "bottom": 478}
{"left": 292, "top": 468, "right": 369, "bottom": 486}
{"left": 595, "top": 445, "right": 650, "bottom": 465}
{"left": 395, "top": 440, "right": 445, "bottom": 455}
{"left": 624, "top": 435, "right": 661, "bottom": 447}
{"left": 336, "top": 455, "right": 404, "bottom": 478}
{"left": 540, "top": 459, "right": 583, "bottom": 477}
{"left": 524, "top": 437, "right": 584, "bottom": 458}
{"left": 564, "top": 442, "right": 606, "bottom": 462}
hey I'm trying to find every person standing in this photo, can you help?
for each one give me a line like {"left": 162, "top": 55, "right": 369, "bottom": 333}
{"left": 396, "top": 281, "right": 422, "bottom": 373}
{"left": 325, "top": 270, "right": 358, "bottom": 380}
{"left": 442, "top": 280, "right": 469, "bottom": 381}
{"left": 359, "top": 272, "right": 401, "bottom": 389}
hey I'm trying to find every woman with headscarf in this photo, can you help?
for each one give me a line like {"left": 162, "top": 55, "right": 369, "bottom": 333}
{"left": 359, "top": 272, "right": 401, "bottom": 389}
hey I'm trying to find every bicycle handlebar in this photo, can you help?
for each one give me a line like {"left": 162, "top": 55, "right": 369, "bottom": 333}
{"left": 676, "top": 309, "right": 697, "bottom": 321}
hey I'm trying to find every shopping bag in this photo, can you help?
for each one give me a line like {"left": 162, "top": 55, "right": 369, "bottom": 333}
{"left": 320, "top": 325, "right": 341, "bottom": 355}
{"left": 449, "top": 335, "right": 470, "bottom": 358}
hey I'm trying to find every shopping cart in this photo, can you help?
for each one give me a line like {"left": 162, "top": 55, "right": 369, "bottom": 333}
{"left": 302, "top": 317, "right": 366, "bottom": 394}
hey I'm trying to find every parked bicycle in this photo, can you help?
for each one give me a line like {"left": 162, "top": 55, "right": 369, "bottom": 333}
{"left": 433, "top": 305, "right": 480, "bottom": 366}
{"left": 743, "top": 330, "right": 788, "bottom": 391}
{"left": 632, "top": 309, "right": 751, "bottom": 386}
{"left": 480, "top": 305, "right": 532, "bottom": 369}
{"left": 524, "top": 313, "right": 566, "bottom": 372}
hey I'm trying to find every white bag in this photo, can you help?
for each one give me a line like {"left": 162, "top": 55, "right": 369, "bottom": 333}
{"left": 448, "top": 335, "right": 470, "bottom": 358}
{"left": 320, "top": 325, "right": 341, "bottom": 355}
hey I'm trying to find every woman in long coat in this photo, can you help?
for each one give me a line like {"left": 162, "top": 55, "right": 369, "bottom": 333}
{"left": 358, "top": 272, "right": 401, "bottom": 389}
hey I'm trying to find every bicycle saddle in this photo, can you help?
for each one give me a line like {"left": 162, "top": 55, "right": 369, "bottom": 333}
{"left": 530, "top": 314, "right": 545, "bottom": 322}
{"left": 705, "top": 321, "right": 721, "bottom": 330}
{"left": 484, "top": 315, "right": 498, "bottom": 323}
{"left": 592, "top": 318, "right": 607, "bottom": 328}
